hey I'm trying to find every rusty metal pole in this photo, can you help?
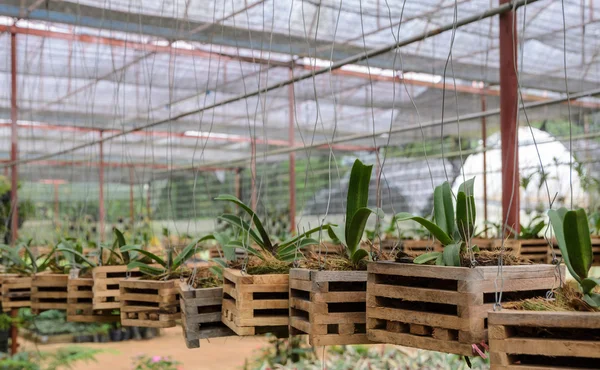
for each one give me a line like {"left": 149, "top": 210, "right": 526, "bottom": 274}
{"left": 499, "top": 0, "right": 520, "bottom": 236}
{"left": 250, "top": 139, "right": 257, "bottom": 211}
{"left": 481, "top": 94, "right": 489, "bottom": 238}
{"left": 288, "top": 69, "right": 296, "bottom": 233}
{"left": 98, "top": 131, "right": 105, "bottom": 241}
{"left": 129, "top": 166, "right": 135, "bottom": 226}
{"left": 9, "top": 31, "right": 19, "bottom": 356}
{"left": 10, "top": 32, "right": 18, "bottom": 246}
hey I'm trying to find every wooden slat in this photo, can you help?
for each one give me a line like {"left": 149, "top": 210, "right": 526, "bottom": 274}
{"left": 489, "top": 311, "right": 600, "bottom": 329}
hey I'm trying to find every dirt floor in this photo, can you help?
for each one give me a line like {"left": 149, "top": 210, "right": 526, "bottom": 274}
{"left": 20, "top": 327, "right": 268, "bottom": 370}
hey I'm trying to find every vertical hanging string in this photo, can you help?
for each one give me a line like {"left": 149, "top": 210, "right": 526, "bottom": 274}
{"left": 561, "top": 0, "right": 574, "bottom": 209}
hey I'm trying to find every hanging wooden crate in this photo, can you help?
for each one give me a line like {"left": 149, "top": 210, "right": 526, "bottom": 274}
{"left": 488, "top": 310, "right": 600, "bottom": 369}
{"left": 31, "top": 274, "right": 69, "bottom": 314}
{"left": 379, "top": 238, "right": 400, "bottom": 254}
{"left": 208, "top": 246, "right": 246, "bottom": 261}
{"left": 289, "top": 268, "right": 372, "bottom": 346}
{"left": 516, "top": 239, "right": 550, "bottom": 263}
{"left": 179, "top": 283, "right": 234, "bottom": 348}
{"left": 221, "top": 268, "right": 289, "bottom": 337}
{"left": 401, "top": 240, "right": 442, "bottom": 255}
{"left": 366, "top": 262, "right": 561, "bottom": 356}
{"left": 120, "top": 279, "right": 179, "bottom": 328}
{"left": 67, "top": 277, "right": 120, "bottom": 323}
{"left": 1, "top": 276, "right": 31, "bottom": 312}
{"left": 487, "top": 239, "right": 521, "bottom": 255}
{"left": 92, "top": 265, "right": 146, "bottom": 310}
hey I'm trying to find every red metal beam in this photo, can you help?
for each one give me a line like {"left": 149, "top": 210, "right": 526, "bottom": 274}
{"left": 0, "top": 122, "right": 375, "bottom": 152}
{"left": 9, "top": 31, "right": 19, "bottom": 357}
{"left": 0, "top": 159, "right": 231, "bottom": 172}
{"left": 98, "top": 131, "right": 105, "bottom": 242}
{"left": 499, "top": 0, "right": 520, "bottom": 236}
{"left": 481, "top": 93, "right": 488, "bottom": 238}
{"left": 6, "top": 24, "right": 598, "bottom": 108}
{"left": 288, "top": 69, "right": 296, "bottom": 233}
{"left": 10, "top": 32, "right": 18, "bottom": 246}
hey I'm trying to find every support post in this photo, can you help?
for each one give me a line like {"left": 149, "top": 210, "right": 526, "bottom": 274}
{"left": 499, "top": 0, "right": 520, "bottom": 236}
{"left": 129, "top": 166, "right": 135, "bottom": 226}
{"left": 481, "top": 94, "right": 488, "bottom": 238}
{"left": 9, "top": 32, "right": 18, "bottom": 356}
{"left": 10, "top": 32, "right": 18, "bottom": 245}
{"left": 98, "top": 131, "right": 105, "bottom": 241}
{"left": 288, "top": 70, "right": 296, "bottom": 233}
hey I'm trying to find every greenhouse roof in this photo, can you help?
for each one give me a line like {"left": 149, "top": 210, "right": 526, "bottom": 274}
{"left": 0, "top": 0, "right": 598, "bottom": 184}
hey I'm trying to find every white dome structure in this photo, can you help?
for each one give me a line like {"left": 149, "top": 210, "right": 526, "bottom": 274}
{"left": 452, "top": 127, "right": 587, "bottom": 233}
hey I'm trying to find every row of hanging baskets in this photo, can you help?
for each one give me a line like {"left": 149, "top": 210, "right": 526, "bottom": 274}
{"left": 0, "top": 158, "right": 597, "bottom": 370}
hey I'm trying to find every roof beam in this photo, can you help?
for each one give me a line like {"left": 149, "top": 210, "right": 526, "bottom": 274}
{"left": 0, "top": 0, "right": 594, "bottom": 93}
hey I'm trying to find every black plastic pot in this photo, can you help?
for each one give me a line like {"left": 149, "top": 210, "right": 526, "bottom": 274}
{"left": 73, "top": 334, "right": 94, "bottom": 343}
{"left": 109, "top": 329, "right": 122, "bottom": 342}
{"left": 131, "top": 327, "right": 142, "bottom": 340}
{"left": 121, "top": 327, "right": 131, "bottom": 341}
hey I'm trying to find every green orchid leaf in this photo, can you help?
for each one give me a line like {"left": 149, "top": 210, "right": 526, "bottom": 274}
{"left": 435, "top": 253, "right": 444, "bottom": 266}
{"left": 433, "top": 182, "right": 454, "bottom": 236}
{"left": 99, "top": 245, "right": 124, "bottom": 265}
{"left": 217, "top": 214, "right": 265, "bottom": 249}
{"left": 442, "top": 243, "right": 461, "bottom": 267}
{"left": 279, "top": 224, "right": 330, "bottom": 250}
{"left": 456, "top": 193, "right": 476, "bottom": 242}
{"left": 583, "top": 292, "right": 600, "bottom": 308}
{"left": 346, "top": 207, "right": 384, "bottom": 256}
{"left": 120, "top": 245, "right": 166, "bottom": 268}
{"left": 563, "top": 209, "right": 592, "bottom": 281}
{"left": 57, "top": 246, "right": 97, "bottom": 268}
{"left": 126, "top": 261, "right": 165, "bottom": 277}
{"left": 173, "top": 235, "right": 219, "bottom": 269}
{"left": 328, "top": 225, "right": 347, "bottom": 248}
{"left": 215, "top": 194, "right": 272, "bottom": 250}
{"left": 345, "top": 159, "right": 373, "bottom": 242}
{"left": 458, "top": 177, "right": 475, "bottom": 197}
{"left": 350, "top": 248, "right": 369, "bottom": 265}
{"left": 549, "top": 208, "right": 577, "bottom": 279}
{"left": 114, "top": 228, "right": 127, "bottom": 248}
{"left": 413, "top": 252, "right": 442, "bottom": 264}
{"left": 581, "top": 277, "right": 600, "bottom": 295}
{"left": 395, "top": 213, "right": 453, "bottom": 246}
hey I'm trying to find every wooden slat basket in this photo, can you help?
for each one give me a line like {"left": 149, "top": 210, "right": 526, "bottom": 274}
{"left": 92, "top": 265, "right": 146, "bottom": 310}
{"left": 488, "top": 310, "right": 600, "bottom": 369}
{"left": 517, "top": 239, "right": 550, "bottom": 263}
{"left": 120, "top": 279, "right": 180, "bottom": 328}
{"left": 31, "top": 274, "right": 69, "bottom": 314}
{"left": 289, "top": 268, "right": 372, "bottom": 346}
{"left": 366, "top": 262, "right": 561, "bottom": 356}
{"left": 179, "top": 283, "right": 233, "bottom": 348}
{"left": 221, "top": 268, "right": 289, "bottom": 337}
{"left": 1, "top": 275, "right": 31, "bottom": 312}
{"left": 67, "top": 277, "right": 120, "bottom": 323}
{"left": 401, "top": 240, "right": 442, "bottom": 255}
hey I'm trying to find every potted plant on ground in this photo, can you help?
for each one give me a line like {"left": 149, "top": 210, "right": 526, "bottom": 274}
{"left": 214, "top": 194, "right": 323, "bottom": 337}
{"left": 488, "top": 208, "right": 599, "bottom": 369}
{"left": 118, "top": 235, "right": 216, "bottom": 328}
{"left": 366, "top": 179, "right": 560, "bottom": 359}
{"left": 289, "top": 159, "right": 385, "bottom": 346}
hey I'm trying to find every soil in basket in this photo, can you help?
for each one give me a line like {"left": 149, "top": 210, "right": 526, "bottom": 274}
{"left": 504, "top": 281, "right": 600, "bottom": 312}
{"left": 395, "top": 249, "right": 526, "bottom": 267}
{"left": 229, "top": 255, "right": 290, "bottom": 275}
